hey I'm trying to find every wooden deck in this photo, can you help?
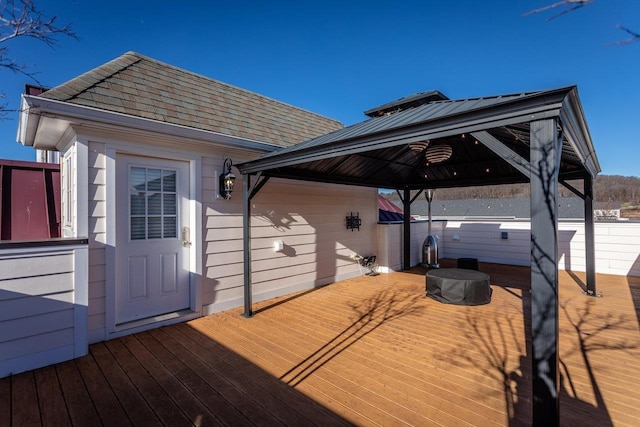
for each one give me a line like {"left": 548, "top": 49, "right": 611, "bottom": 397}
{"left": 2, "top": 260, "right": 639, "bottom": 426}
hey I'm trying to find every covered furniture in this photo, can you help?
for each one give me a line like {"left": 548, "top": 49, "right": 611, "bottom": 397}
{"left": 426, "top": 268, "right": 492, "bottom": 305}
{"left": 457, "top": 257, "right": 479, "bottom": 271}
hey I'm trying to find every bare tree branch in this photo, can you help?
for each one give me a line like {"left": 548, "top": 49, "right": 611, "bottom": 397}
{"left": 523, "top": 1, "right": 639, "bottom": 47}
{"left": 0, "top": 0, "right": 78, "bottom": 118}
{"left": 605, "top": 24, "right": 640, "bottom": 47}
{"left": 522, "top": 0, "right": 596, "bottom": 22}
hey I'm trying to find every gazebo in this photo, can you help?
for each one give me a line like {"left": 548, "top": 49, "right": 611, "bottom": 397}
{"left": 237, "top": 86, "right": 600, "bottom": 426}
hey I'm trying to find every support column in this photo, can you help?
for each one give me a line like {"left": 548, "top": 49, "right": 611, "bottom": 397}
{"left": 403, "top": 187, "right": 411, "bottom": 270}
{"left": 242, "top": 174, "right": 253, "bottom": 318}
{"left": 530, "top": 118, "right": 560, "bottom": 426}
{"left": 584, "top": 174, "right": 597, "bottom": 295}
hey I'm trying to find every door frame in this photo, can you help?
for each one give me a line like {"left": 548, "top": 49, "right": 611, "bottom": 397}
{"left": 105, "top": 145, "right": 202, "bottom": 339}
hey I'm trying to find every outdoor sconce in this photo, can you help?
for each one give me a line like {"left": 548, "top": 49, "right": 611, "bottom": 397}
{"left": 219, "top": 158, "right": 236, "bottom": 200}
{"left": 346, "top": 212, "right": 362, "bottom": 231}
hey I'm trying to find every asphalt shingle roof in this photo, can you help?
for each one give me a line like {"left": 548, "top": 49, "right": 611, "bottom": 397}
{"left": 408, "top": 197, "right": 618, "bottom": 219}
{"left": 39, "top": 51, "right": 343, "bottom": 147}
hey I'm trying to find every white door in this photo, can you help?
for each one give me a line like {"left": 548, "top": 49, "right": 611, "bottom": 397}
{"left": 115, "top": 154, "right": 191, "bottom": 324}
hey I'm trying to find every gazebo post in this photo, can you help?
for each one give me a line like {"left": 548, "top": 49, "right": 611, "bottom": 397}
{"left": 403, "top": 187, "right": 411, "bottom": 270}
{"left": 242, "top": 173, "right": 253, "bottom": 318}
{"left": 530, "top": 118, "right": 561, "bottom": 426}
{"left": 584, "top": 174, "right": 597, "bottom": 295}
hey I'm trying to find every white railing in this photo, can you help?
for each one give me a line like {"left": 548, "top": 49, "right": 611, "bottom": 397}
{"left": 0, "top": 239, "right": 88, "bottom": 378}
{"left": 377, "top": 220, "right": 640, "bottom": 277}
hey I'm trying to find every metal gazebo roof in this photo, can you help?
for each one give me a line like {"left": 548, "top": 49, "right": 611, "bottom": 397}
{"left": 238, "top": 86, "right": 599, "bottom": 189}
{"left": 237, "top": 85, "right": 600, "bottom": 426}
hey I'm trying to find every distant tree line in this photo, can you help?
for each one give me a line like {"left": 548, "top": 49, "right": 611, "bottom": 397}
{"left": 383, "top": 175, "right": 640, "bottom": 206}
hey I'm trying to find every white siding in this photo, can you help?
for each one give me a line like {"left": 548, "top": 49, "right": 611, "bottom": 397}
{"left": 437, "top": 220, "right": 640, "bottom": 277}
{"left": 377, "top": 220, "right": 445, "bottom": 272}
{"left": 87, "top": 142, "right": 107, "bottom": 342}
{"left": 202, "top": 174, "right": 378, "bottom": 313}
{"left": 0, "top": 244, "right": 88, "bottom": 378}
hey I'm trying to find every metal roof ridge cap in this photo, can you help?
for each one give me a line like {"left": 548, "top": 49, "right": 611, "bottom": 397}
{"left": 21, "top": 95, "right": 282, "bottom": 152}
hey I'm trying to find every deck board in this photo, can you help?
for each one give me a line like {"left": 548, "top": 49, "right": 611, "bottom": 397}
{"left": 0, "top": 371, "right": 10, "bottom": 427}
{"left": 34, "top": 366, "right": 70, "bottom": 426}
{"left": 158, "top": 325, "right": 341, "bottom": 426}
{"left": 3, "top": 261, "right": 640, "bottom": 426}
{"left": 73, "top": 349, "right": 132, "bottom": 426}
{"left": 90, "top": 341, "right": 161, "bottom": 425}
{"left": 104, "top": 338, "right": 193, "bottom": 426}
{"left": 10, "top": 371, "right": 40, "bottom": 426}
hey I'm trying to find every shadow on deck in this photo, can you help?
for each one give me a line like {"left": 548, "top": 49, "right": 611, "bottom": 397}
{"left": 2, "top": 260, "right": 639, "bottom": 426}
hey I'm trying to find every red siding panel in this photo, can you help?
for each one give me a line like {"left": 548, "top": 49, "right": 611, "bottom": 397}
{"left": 0, "top": 159, "right": 61, "bottom": 241}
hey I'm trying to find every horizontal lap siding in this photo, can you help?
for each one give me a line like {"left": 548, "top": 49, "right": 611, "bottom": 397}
{"left": 443, "top": 221, "right": 531, "bottom": 266}
{"left": 202, "top": 167, "right": 377, "bottom": 313}
{"left": 593, "top": 222, "right": 640, "bottom": 276}
{"left": 0, "top": 251, "right": 76, "bottom": 377}
{"left": 439, "top": 220, "right": 640, "bottom": 276}
{"left": 376, "top": 221, "right": 445, "bottom": 271}
{"left": 88, "top": 142, "right": 107, "bottom": 343}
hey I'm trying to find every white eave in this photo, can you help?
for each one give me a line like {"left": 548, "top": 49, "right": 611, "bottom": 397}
{"left": 17, "top": 95, "right": 283, "bottom": 154}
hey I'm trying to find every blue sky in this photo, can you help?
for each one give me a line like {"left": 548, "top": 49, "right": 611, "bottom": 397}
{"left": 1, "top": 0, "right": 639, "bottom": 177}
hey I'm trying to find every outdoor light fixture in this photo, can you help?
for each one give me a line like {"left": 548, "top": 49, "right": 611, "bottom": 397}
{"left": 425, "top": 144, "right": 452, "bottom": 164}
{"left": 219, "top": 158, "right": 236, "bottom": 200}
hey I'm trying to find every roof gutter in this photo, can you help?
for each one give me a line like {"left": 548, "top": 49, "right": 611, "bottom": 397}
{"left": 17, "top": 95, "right": 282, "bottom": 154}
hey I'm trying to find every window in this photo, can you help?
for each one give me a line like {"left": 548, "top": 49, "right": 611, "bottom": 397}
{"left": 129, "top": 167, "right": 178, "bottom": 240}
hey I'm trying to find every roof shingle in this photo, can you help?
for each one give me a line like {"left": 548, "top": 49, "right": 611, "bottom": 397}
{"left": 40, "top": 51, "right": 343, "bottom": 147}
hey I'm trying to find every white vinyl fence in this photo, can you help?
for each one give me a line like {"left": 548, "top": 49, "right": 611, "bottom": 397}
{"left": 377, "top": 220, "right": 640, "bottom": 277}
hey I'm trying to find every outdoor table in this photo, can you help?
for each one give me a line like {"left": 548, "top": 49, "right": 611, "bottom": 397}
{"left": 426, "top": 268, "right": 492, "bottom": 305}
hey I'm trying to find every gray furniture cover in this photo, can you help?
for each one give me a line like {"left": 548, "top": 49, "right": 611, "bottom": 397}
{"left": 426, "top": 268, "right": 492, "bottom": 305}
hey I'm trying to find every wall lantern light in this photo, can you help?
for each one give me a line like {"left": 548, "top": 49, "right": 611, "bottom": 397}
{"left": 219, "top": 158, "right": 236, "bottom": 200}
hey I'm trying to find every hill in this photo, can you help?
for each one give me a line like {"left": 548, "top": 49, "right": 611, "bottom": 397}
{"left": 382, "top": 175, "right": 640, "bottom": 219}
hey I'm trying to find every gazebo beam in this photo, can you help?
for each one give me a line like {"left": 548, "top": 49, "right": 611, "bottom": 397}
{"left": 530, "top": 118, "right": 561, "bottom": 426}
{"left": 471, "top": 130, "right": 531, "bottom": 178}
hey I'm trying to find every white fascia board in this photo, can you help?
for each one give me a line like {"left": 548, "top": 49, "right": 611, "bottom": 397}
{"left": 17, "top": 95, "right": 40, "bottom": 146}
{"left": 18, "top": 95, "right": 282, "bottom": 154}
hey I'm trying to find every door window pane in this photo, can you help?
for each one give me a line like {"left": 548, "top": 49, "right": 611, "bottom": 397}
{"left": 163, "top": 217, "right": 177, "bottom": 238}
{"left": 148, "top": 216, "right": 162, "bottom": 239}
{"left": 131, "top": 217, "right": 146, "bottom": 240}
{"left": 129, "top": 166, "right": 178, "bottom": 240}
{"left": 163, "top": 170, "right": 176, "bottom": 192}
{"left": 148, "top": 192, "right": 162, "bottom": 215}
